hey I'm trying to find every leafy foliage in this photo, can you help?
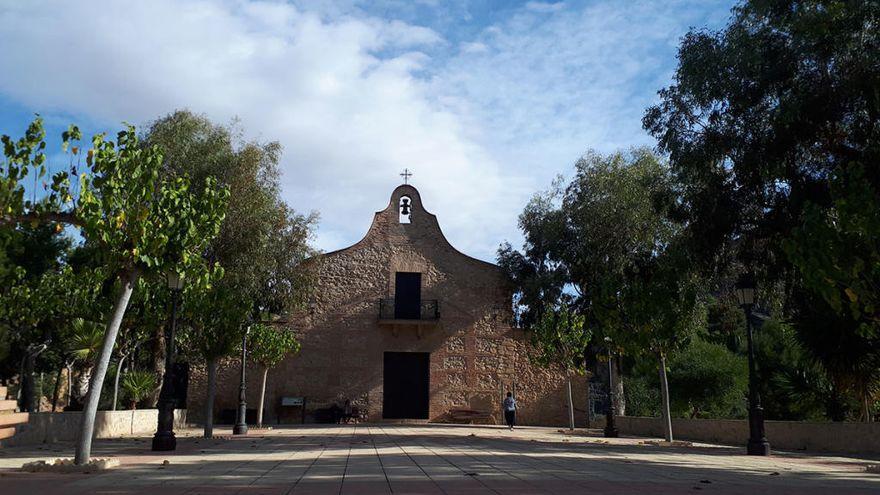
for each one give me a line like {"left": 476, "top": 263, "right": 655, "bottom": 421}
{"left": 667, "top": 338, "right": 747, "bottom": 419}
{"left": 1, "top": 117, "right": 229, "bottom": 463}
{"left": 529, "top": 301, "right": 590, "bottom": 374}
{"left": 643, "top": 0, "right": 880, "bottom": 420}
{"left": 67, "top": 318, "right": 104, "bottom": 363}
{"left": 500, "top": 149, "right": 706, "bottom": 357}
{"left": 249, "top": 323, "right": 300, "bottom": 369}
{"left": 179, "top": 284, "right": 248, "bottom": 362}
{"left": 144, "top": 111, "right": 317, "bottom": 317}
{"left": 121, "top": 370, "right": 157, "bottom": 409}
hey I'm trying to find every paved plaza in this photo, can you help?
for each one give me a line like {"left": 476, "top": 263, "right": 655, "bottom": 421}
{"left": 0, "top": 424, "right": 877, "bottom": 494}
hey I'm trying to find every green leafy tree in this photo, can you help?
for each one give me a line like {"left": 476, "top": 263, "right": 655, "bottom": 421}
{"left": 0, "top": 222, "right": 73, "bottom": 409}
{"left": 643, "top": 0, "right": 880, "bottom": 420}
{"left": 249, "top": 322, "right": 300, "bottom": 428}
{"left": 667, "top": 338, "right": 747, "bottom": 419}
{"left": 530, "top": 302, "right": 590, "bottom": 430}
{"left": 562, "top": 149, "right": 706, "bottom": 442}
{"left": 500, "top": 149, "right": 706, "bottom": 440}
{"left": 1, "top": 118, "right": 228, "bottom": 464}
{"left": 179, "top": 284, "right": 248, "bottom": 438}
{"left": 144, "top": 111, "right": 317, "bottom": 434}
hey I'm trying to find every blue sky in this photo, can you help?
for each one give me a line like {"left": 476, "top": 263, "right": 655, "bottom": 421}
{"left": 0, "top": 0, "right": 736, "bottom": 261}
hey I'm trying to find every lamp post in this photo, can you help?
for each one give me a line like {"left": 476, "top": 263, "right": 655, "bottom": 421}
{"left": 152, "top": 271, "right": 184, "bottom": 451}
{"left": 603, "top": 336, "right": 619, "bottom": 438}
{"left": 735, "top": 273, "right": 770, "bottom": 456}
{"left": 233, "top": 325, "right": 250, "bottom": 435}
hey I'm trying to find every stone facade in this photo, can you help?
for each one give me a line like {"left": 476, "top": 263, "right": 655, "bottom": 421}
{"left": 187, "top": 185, "right": 586, "bottom": 426}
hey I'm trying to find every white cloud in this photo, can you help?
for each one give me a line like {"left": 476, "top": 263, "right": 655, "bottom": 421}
{"left": 431, "top": 0, "right": 733, "bottom": 219}
{"left": 525, "top": 2, "right": 566, "bottom": 14}
{"left": 0, "top": 0, "right": 734, "bottom": 261}
{"left": 0, "top": 0, "right": 525, "bottom": 259}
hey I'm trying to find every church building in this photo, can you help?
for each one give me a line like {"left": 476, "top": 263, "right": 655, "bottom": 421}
{"left": 189, "top": 183, "right": 586, "bottom": 426}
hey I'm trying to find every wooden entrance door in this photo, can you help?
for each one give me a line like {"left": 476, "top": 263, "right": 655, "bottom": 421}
{"left": 383, "top": 352, "right": 430, "bottom": 419}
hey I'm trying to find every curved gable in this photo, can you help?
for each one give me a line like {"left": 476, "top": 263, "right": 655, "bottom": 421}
{"left": 322, "top": 185, "right": 499, "bottom": 271}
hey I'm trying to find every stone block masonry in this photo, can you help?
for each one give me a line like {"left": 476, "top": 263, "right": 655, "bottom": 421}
{"left": 188, "top": 185, "right": 587, "bottom": 427}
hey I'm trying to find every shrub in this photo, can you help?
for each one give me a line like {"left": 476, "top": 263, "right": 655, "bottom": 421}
{"left": 121, "top": 370, "right": 156, "bottom": 410}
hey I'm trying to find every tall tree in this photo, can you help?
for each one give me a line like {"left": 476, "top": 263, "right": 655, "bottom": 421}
{"left": 568, "top": 151, "right": 706, "bottom": 441}
{"left": 1, "top": 118, "right": 228, "bottom": 464}
{"left": 501, "top": 149, "right": 706, "bottom": 439}
{"left": 643, "top": 0, "right": 880, "bottom": 420}
{"left": 144, "top": 111, "right": 317, "bottom": 432}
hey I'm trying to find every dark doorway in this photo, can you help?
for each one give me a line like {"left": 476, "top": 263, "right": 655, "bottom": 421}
{"left": 394, "top": 272, "right": 421, "bottom": 319}
{"left": 383, "top": 352, "right": 430, "bottom": 419}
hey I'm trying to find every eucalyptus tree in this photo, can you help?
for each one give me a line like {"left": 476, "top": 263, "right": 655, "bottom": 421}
{"left": 563, "top": 150, "right": 706, "bottom": 441}
{"left": 145, "top": 111, "right": 319, "bottom": 314}
{"left": 145, "top": 111, "right": 318, "bottom": 433}
{"left": 501, "top": 149, "right": 706, "bottom": 441}
{"left": 643, "top": 0, "right": 880, "bottom": 420}
{"left": 0, "top": 118, "right": 228, "bottom": 464}
{"left": 249, "top": 322, "right": 300, "bottom": 428}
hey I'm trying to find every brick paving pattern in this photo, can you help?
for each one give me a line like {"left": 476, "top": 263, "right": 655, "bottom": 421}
{"left": 0, "top": 424, "right": 877, "bottom": 494}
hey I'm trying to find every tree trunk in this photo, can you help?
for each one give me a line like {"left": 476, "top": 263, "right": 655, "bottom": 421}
{"left": 75, "top": 270, "right": 138, "bottom": 465}
{"left": 51, "top": 367, "right": 63, "bottom": 412}
{"left": 658, "top": 351, "right": 673, "bottom": 442}
{"left": 257, "top": 366, "right": 268, "bottom": 428}
{"left": 566, "top": 376, "right": 575, "bottom": 431}
{"left": 613, "top": 360, "right": 626, "bottom": 416}
{"left": 65, "top": 363, "right": 73, "bottom": 407}
{"left": 22, "top": 353, "right": 37, "bottom": 412}
{"left": 112, "top": 353, "right": 127, "bottom": 411}
{"left": 149, "top": 324, "right": 166, "bottom": 407}
{"left": 204, "top": 357, "right": 217, "bottom": 438}
{"left": 73, "top": 366, "right": 93, "bottom": 405}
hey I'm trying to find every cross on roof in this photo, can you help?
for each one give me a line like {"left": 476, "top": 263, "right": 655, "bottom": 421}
{"left": 400, "top": 168, "right": 412, "bottom": 184}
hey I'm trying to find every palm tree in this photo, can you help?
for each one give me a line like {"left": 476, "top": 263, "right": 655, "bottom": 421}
{"left": 121, "top": 370, "right": 156, "bottom": 410}
{"left": 67, "top": 318, "right": 104, "bottom": 407}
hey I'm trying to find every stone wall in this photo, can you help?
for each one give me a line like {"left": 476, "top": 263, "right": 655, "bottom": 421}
{"left": 1, "top": 409, "right": 188, "bottom": 447}
{"left": 187, "top": 185, "right": 588, "bottom": 427}
{"left": 603, "top": 416, "right": 880, "bottom": 454}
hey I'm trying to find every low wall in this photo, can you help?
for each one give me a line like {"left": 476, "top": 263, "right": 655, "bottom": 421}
{"left": 602, "top": 416, "right": 880, "bottom": 454}
{"left": 1, "top": 409, "right": 187, "bottom": 447}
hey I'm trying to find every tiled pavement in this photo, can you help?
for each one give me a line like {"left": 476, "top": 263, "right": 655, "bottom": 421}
{"left": 0, "top": 424, "right": 878, "bottom": 494}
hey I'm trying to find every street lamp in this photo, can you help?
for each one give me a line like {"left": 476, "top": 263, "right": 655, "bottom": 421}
{"left": 735, "top": 273, "right": 770, "bottom": 456}
{"left": 233, "top": 325, "right": 250, "bottom": 435}
{"left": 152, "top": 271, "right": 184, "bottom": 451}
{"left": 603, "top": 336, "right": 619, "bottom": 438}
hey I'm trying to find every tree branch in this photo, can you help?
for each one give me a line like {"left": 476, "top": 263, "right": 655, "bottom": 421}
{"left": 0, "top": 210, "right": 83, "bottom": 228}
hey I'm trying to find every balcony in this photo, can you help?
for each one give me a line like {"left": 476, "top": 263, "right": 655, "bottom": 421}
{"left": 378, "top": 298, "right": 440, "bottom": 332}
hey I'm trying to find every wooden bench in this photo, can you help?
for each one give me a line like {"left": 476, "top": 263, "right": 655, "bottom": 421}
{"left": 447, "top": 408, "right": 494, "bottom": 424}
{"left": 0, "top": 386, "right": 29, "bottom": 444}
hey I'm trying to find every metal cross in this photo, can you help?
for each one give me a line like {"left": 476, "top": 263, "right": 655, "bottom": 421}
{"left": 400, "top": 168, "right": 412, "bottom": 184}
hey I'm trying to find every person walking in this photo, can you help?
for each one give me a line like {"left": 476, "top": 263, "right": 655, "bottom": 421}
{"left": 503, "top": 391, "right": 517, "bottom": 430}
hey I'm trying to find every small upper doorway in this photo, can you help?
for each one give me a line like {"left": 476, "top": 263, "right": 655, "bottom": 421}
{"left": 394, "top": 272, "right": 421, "bottom": 319}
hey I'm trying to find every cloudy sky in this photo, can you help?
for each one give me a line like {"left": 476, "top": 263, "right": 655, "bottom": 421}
{"left": 0, "top": 0, "right": 735, "bottom": 262}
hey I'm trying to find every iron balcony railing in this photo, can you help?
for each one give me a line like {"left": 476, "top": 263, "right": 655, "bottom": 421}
{"left": 378, "top": 298, "right": 440, "bottom": 321}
